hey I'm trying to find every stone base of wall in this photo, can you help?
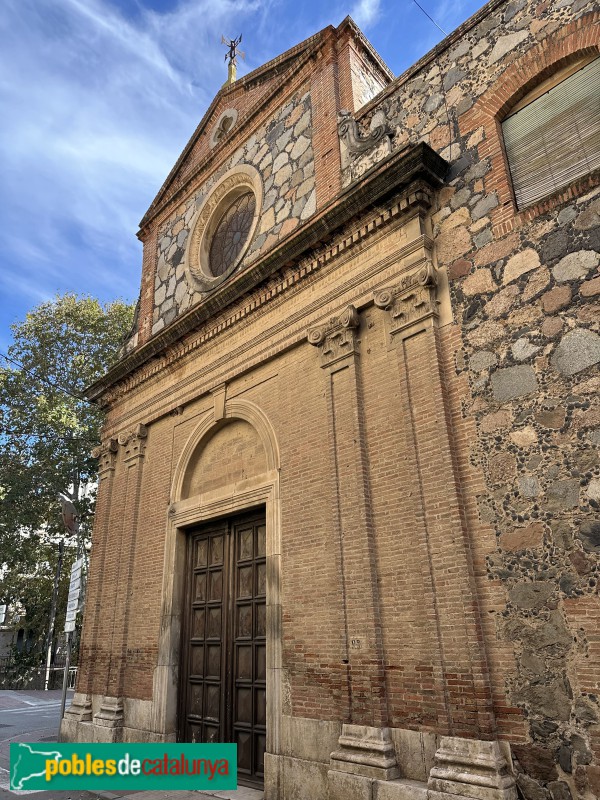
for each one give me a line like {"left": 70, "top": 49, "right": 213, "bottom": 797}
{"left": 61, "top": 717, "right": 175, "bottom": 744}
{"left": 266, "top": 735, "right": 516, "bottom": 800}
{"left": 60, "top": 693, "right": 173, "bottom": 744}
{"left": 60, "top": 701, "right": 517, "bottom": 800}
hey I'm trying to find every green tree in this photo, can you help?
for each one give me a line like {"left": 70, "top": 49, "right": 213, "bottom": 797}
{"left": 0, "top": 294, "right": 135, "bottom": 656}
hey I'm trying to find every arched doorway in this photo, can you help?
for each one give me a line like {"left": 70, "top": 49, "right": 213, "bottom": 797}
{"left": 153, "top": 400, "right": 281, "bottom": 790}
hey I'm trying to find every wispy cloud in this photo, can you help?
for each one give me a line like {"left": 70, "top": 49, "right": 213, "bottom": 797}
{"left": 0, "top": 0, "right": 262, "bottom": 348}
{"left": 349, "top": 0, "right": 381, "bottom": 29}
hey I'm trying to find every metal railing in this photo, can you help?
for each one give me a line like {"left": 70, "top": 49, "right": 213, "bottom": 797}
{"left": 0, "top": 663, "right": 78, "bottom": 691}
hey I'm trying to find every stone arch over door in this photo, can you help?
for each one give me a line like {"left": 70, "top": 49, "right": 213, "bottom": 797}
{"left": 152, "top": 397, "right": 282, "bottom": 773}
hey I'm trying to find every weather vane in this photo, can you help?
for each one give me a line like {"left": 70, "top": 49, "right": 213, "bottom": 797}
{"left": 221, "top": 34, "right": 245, "bottom": 86}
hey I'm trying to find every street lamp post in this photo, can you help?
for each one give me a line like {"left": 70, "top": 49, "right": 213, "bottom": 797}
{"left": 43, "top": 538, "right": 64, "bottom": 691}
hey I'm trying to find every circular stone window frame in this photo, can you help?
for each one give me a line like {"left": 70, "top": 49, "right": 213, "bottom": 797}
{"left": 209, "top": 109, "right": 238, "bottom": 149}
{"left": 184, "top": 165, "right": 263, "bottom": 293}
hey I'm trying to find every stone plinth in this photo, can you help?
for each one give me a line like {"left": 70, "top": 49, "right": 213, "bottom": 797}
{"left": 428, "top": 737, "right": 517, "bottom": 800}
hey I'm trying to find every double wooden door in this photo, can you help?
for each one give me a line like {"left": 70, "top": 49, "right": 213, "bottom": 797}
{"left": 179, "top": 511, "right": 267, "bottom": 787}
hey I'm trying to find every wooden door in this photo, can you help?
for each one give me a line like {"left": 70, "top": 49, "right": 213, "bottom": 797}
{"left": 179, "top": 511, "right": 266, "bottom": 788}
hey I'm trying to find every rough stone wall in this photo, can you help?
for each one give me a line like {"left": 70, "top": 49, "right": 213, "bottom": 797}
{"left": 151, "top": 89, "right": 315, "bottom": 335}
{"left": 462, "top": 191, "right": 600, "bottom": 799}
{"left": 340, "top": 0, "right": 600, "bottom": 796}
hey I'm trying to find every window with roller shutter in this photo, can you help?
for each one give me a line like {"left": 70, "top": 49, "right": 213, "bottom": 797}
{"left": 502, "top": 55, "right": 600, "bottom": 210}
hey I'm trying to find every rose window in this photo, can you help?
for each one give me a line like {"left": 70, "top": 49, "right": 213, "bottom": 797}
{"left": 208, "top": 192, "right": 256, "bottom": 277}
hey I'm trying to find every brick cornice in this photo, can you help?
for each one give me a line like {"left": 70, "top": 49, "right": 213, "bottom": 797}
{"left": 87, "top": 143, "right": 447, "bottom": 405}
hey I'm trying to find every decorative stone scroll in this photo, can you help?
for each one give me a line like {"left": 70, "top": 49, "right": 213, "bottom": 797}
{"left": 338, "top": 109, "right": 393, "bottom": 184}
{"left": 117, "top": 423, "right": 148, "bottom": 462}
{"left": 338, "top": 110, "right": 391, "bottom": 155}
{"left": 307, "top": 305, "right": 360, "bottom": 369}
{"left": 374, "top": 259, "right": 440, "bottom": 339}
{"left": 91, "top": 438, "right": 118, "bottom": 475}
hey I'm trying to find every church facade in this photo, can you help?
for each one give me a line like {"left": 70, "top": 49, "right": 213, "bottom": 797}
{"left": 62, "top": 1, "right": 600, "bottom": 798}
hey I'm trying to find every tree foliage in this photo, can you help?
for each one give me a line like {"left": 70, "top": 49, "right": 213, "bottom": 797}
{"left": 0, "top": 294, "right": 134, "bottom": 645}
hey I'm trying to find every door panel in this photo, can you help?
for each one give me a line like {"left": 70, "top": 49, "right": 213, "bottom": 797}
{"left": 231, "top": 516, "right": 266, "bottom": 785}
{"left": 180, "top": 512, "right": 266, "bottom": 788}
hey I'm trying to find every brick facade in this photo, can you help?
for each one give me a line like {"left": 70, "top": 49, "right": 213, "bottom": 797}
{"left": 63, "top": 4, "right": 599, "bottom": 800}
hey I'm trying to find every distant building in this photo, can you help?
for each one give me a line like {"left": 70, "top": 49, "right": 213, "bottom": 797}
{"left": 62, "top": 1, "right": 600, "bottom": 798}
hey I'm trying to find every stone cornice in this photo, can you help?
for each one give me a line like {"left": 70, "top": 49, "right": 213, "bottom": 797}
{"left": 100, "top": 228, "right": 435, "bottom": 431}
{"left": 87, "top": 143, "right": 447, "bottom": 405}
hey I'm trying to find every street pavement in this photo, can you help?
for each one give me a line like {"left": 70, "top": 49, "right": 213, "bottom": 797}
{"left": 0, "top": 691, "right": 263, "bottom": 800}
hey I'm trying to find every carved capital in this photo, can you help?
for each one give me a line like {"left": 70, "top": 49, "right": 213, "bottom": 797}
{"left": 374, "top": 260, "right": 440, "bottom": 339}
{"left": 338, "top": 110, "right": 391, "bottom": 155}
{"left": 308, "top": 305, "right": 360, "bottom": 369}
{"left": 91, "top": 438, "right": 118, "bottom": 475}
{"left": 117, "top": 423, "right": 148, "bottom": 462}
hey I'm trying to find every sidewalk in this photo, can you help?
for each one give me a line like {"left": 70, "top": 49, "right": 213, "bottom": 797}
{"left": 98, "top": 789, "right": 263, "bottom": 800}
{"left": 0, "top": 690, "right": 264, "bottom": 800}
{"left": 0, "top": 791, "right": 262, "bottom": 800}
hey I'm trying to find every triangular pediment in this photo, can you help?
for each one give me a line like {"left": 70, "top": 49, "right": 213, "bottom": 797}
{"left": 139, "top": 29, "right": 328, "bottom": 230}
{"left": 139, "top": 18, "right": 392, "bottom": 231}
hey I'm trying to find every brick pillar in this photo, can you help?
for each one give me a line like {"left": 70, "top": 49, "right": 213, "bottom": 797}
{"left": 61, "top": 437, "right": 119, "bottom": 740}
{"left": 336, "top": 30, "right": 356, "bottom": 113}
{"left": 137, "top": 226, "right": 158, "bottom": 346}
{"left": 93, "top": 423, "right": 148, "bottom": 740}
{"left": 308, "top": 307, "right": 399, "bottom": 787}
{"left": 310, "top": 32, "right": 342, "bottom": 209}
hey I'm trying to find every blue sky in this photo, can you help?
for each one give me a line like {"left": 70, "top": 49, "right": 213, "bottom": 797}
{"left": 0, "top": 0, "right": 482, "bottom": 353}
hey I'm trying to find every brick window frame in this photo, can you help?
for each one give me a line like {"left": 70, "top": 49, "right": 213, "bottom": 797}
{"left": 459, "top": 13, "right": 600, "bottom": 237}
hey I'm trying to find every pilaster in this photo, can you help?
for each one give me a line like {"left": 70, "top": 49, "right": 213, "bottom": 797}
{"left": 101, "top": 423, "right": 148, "bottom": 728}
{"left": 70, "top": 437, "right": 118, "bottom": 701}
{"left": 308, "top": 305, "right": 397, "bottom": 787}
{"left": 373, "top": 246, "right": 495, "bottom": 740}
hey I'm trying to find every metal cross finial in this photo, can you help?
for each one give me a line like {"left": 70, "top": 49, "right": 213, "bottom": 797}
{"left": 221, "top": 34, "right": 245, "bottom": 66}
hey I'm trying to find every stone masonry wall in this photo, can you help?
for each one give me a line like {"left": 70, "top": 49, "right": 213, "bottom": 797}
{"left": 342, "top": 1, "right": 599, "bottom": 797}
{"left": 152, "top": 89, "right": 314, "bottom": 336}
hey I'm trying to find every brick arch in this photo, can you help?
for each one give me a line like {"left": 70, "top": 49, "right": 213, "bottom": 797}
{"left": 459, "top": 11, "right": 600, "bottom": 233}
{"left": 172, "top": 397, "right": 280, "bottom": 502}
